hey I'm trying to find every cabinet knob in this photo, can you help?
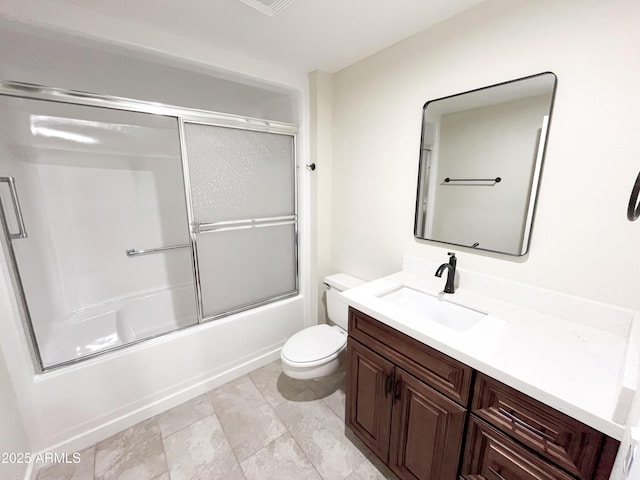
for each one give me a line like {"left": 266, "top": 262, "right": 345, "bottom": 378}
{"left": 394, "top": 378, "right": 402, "bottom": 401}
{"left": 385, "top": 373, "right": 394, "bottom": 397}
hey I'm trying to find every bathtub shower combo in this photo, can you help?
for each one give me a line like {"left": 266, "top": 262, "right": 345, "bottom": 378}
{"left": 0, "top": 81, "right": 298, "bottom": 371}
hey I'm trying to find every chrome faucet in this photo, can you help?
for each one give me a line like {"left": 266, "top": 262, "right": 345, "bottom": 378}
{"left": 435, "top": 252, "right": 457, "bottom": 294}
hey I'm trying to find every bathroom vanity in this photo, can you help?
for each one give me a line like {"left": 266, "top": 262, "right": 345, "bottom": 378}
{"left": 342, "top": 257, "right": 639, "bottom": 480}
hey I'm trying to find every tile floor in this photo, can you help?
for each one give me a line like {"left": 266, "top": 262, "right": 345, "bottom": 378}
{"left": 36, "top": 360, "right": 397, "bottom": 480}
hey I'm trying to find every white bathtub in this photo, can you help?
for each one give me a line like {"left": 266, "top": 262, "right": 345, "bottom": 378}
{"left": 15, "top": 293, "right": 304, "bottom": 455}
{"left": 41, "top": 284, "right": 197, "bottom": 367}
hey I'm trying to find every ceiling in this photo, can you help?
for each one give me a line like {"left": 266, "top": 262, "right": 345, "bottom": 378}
{"left": 0, "top": 0, "right": 484, "bottom": 74}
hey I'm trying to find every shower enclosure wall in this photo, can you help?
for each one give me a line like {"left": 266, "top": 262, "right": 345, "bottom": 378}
{"left": 0, "top": 82, "right": 298, "bottom": 371}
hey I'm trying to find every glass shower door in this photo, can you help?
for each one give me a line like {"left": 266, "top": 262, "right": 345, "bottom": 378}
{"left": 181, "top": 121, "right": 297, "bottom": 321}
{"left": 0, "top": 95, "right": 197, "bottom": 369}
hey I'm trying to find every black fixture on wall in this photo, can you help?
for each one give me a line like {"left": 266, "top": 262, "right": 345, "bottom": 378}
{"left": 443, "top": 177, "right": 501, "bottom": 184}
{"left": 629, "top": 170, "right": 640, "bottom": 222}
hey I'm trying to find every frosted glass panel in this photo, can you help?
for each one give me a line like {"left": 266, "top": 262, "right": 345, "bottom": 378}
{"left": 197, "top": 224, "right": 297, "bottom": 318}
{"left": 184, "top": 123, "right": 295, "bottom": 222}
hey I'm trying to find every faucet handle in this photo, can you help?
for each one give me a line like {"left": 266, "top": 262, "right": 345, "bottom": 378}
{"left": 447, "top": 252, "right": 456, "bottom": 258}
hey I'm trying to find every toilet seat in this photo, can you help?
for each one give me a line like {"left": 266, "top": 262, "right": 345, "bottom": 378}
{"left": 281, "top": 324, "right": 347, "bottom": 367}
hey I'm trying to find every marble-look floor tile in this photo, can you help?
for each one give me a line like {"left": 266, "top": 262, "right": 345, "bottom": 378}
{"left": 305, "top": 371, "right": 345, "bottom": 399}
{"left": 163, "top": 414, "right": 244, "bottom": 480}
{"left": 209, "top": 375, "right": 287, "bottom": 461}
{"left": 275, "top": 398, "right": 367, "bottom": 480}
{"left": 240, "top": 433, "right": 321, "bottom": 480}
{"left": 36, "top": 447, "right": 95, "bottom": 480}
{"left": 151, "top": 473, "right": 171, "bottom": 480}
{"left": 344, "top": 454, "right": 398, "bottom": 480}
{"left": 94, "top": 419, "right": 167, "bottom": 480}
{"left": 307, "top": 371, "right": 347, "bottom": 420}
{"left": 155, "top": 393, "right": 214, "bottom": 438}
{"left": 45, "top": 363, "right": 373, "bottom": 480}
{"left": 322, "top": 386, "right": 346, "bottom": 421}
{"left": 248, "top": 360, "right": 309, "bottom": 407}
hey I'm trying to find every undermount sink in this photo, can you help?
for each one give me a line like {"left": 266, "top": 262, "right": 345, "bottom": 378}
{"left": 378, "top": 286, "right": 486, "bottom": 332}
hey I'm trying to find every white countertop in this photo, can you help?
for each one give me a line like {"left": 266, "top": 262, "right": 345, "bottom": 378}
{"left": 341, "top": 259, "right": 639, "bottom": 441}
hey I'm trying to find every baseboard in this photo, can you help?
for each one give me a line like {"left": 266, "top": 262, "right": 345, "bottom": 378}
{"left": 23, "top": 461, "right": 34, "bottom": 480}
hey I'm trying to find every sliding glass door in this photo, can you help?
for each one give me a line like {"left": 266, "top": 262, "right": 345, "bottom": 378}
{"left": 0, "top": 95, "right": 196, "bottom": 369}
{"left": 181, "top": 121, "right": 298, "bottom": 321}
{"left": 0, "top": 81, "right": 299, "bottom": 371}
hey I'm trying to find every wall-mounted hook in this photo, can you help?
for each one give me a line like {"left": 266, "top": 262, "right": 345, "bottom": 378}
{"left": 628, "top": 170, "right": 640, "bottom": 221}
{"left": 305, "top": 163, "right": 316, "bottom": 171}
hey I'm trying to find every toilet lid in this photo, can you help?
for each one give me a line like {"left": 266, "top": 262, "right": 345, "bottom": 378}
{"left": 281, "top": 324, "right": 347, "bottom": 364}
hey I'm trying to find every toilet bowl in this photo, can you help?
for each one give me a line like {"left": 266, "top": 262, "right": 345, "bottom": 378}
{"left": 281, "top": 273, "right": 364, "bottom": 380}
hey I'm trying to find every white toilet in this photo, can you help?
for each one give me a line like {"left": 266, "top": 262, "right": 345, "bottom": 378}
{"left": 281, "top": 273, "right": 364, "bottom": 380}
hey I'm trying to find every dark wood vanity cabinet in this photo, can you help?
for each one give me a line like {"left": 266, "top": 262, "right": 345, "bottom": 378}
{"left": 345, "top": 308, "right": 620, "bottom": 480}
{"left": 347, "top": 308, "right": 470, "bottom": 480}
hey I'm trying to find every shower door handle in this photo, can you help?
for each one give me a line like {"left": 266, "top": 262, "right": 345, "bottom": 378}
{"left": 0, "top": 177, "right": 28, "bottom": 239}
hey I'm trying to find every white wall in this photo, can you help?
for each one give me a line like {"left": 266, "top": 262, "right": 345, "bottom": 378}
{"left": 309, "top": 71, "right": 334, "bottom": 323}
{"left": 0, "top": 344, "right": 29, "bottom": 480}
{"left": 328, "top": 0, "right": 640, "bottom": 310}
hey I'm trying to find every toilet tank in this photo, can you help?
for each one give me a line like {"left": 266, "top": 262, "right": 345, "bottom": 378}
{"left": 324, "top": 273, "right": 364, "bottom": 330}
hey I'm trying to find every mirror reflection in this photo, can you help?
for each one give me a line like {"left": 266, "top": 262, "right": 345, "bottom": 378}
{"left": 414, "top": 72, "right": 557, "bottom": 256}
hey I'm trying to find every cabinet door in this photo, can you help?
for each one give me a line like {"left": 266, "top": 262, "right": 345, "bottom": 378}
{"left": 389, "top": 368, "right": 466, "bottom": 480}
{"left": 346, "top": 338, "right": 395, "bottom": 462}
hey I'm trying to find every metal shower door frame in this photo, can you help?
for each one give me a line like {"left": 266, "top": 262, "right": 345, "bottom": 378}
{"left": 177, "top": 116, "right": 299, "bottom": 323}
{"left": 0, "top": 188, "right": 43, "bottom": 371}
{"left": 0, "top": 80, "right": 299, "bottom": 371}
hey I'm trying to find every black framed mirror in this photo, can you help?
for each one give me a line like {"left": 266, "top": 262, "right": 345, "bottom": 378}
{"left": 414, "top": 72, "right": 557, "bottom": 256}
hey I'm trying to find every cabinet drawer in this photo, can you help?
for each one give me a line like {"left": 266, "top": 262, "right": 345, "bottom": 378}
{"left": 472, "top": 373, "right": 603, "bottom": 480}
{"left": 461, "top": 416, "right": 575, "bottom": 480}
{"left": 460, "top": 416, "right": 574, "bottom": 480}
{"left": 349, "top": 307, "right": 473, "bottom": 406}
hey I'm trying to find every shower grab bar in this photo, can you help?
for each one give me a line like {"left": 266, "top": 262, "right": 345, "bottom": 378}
{"left": 0, "top": 176, "right": 28, "bottom": 239}
{"left": 127, "top": 215, "right": 297, "bottom": 256}
{"left": 444, "top": 177, "right": 501, "bottom": 183}
{"left": 195, "top": 215, "right": 297, "bottom": 234}
{"left": 126, "top": 244, "right": 189, "bottom": 257}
